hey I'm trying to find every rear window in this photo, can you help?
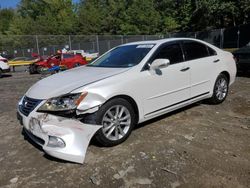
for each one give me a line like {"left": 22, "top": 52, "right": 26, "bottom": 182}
{"left": 183, "top": 41, "right": 209, "bottom": 61}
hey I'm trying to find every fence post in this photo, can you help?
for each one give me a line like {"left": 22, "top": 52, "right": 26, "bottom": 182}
{"left": 69, "top": 35, "right": 72, "bottom": 50}
{"left": 107, "top": 41, "right": 111, "bottom": 50}
{"left": 35, "top": 35, "right": 40, "bottom": 55}
{"left": 92, "top": 41, "right": 95, "bottom": 51}
{"left": 121, "top": 35, "right": 124, "bottom": 44}
{"left": 237, "top": 29, "right": 240, "bottom": 48}
{"left": 96, "top": 35, "right": 100, "bottom": 53}
{"left": 220, "top": 29, "right": 224, "bottom": 49}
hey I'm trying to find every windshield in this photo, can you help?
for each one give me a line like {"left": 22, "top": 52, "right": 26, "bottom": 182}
{"left": 88, "top": 44, "right": 154, "bottom": 68}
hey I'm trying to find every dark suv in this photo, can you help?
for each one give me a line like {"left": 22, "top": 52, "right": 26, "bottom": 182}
{"left": 233, "top": 43, "right": 250, "bottom": 74}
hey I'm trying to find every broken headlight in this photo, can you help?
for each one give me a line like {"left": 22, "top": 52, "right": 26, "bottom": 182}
{"left": 38, "top": 92, "right": 87, "bottom": 112}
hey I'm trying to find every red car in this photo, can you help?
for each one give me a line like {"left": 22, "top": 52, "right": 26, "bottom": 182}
{"left": 29, "top": 53, "right": 87, "bottom": 74}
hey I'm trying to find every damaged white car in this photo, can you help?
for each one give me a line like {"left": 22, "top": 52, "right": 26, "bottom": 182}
{"left": 17, "top": 38, "right": 236, "bottom": 163}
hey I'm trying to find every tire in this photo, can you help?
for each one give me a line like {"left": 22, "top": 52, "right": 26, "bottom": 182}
{"left": 29, "top": 64, "right": 36, "bottom": 74}
{"left": 0, "top": 69, "right": 2, "bottom": 78}
{"left": 85, "top": 98, "right": 136, "bottom": 147}
{"left": 74, "top": 63, "right": 81, "bottom": 67}
{"left": 208, "top": 74, "right": 229, "bottom": 104}
{"left": 37, "top": 66, "right": 43, "bottom": 74}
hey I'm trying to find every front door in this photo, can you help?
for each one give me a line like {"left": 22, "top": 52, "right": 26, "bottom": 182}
{"left": 141, "top": 42, "right": 190, "bottom": 117}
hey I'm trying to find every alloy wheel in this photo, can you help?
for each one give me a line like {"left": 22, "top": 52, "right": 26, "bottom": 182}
{"left": 102, "top": 105, "right": 131, "bottom": 141}
{"left": 215, "top": 77, "right": 228, "bottom": 101}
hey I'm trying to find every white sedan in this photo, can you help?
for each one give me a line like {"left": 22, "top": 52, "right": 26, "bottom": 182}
{"left": 17, "top": 38, "right": 236, "bottom": 163}
{"left": 0, "top": 55, "right": 10, "bottom": 77}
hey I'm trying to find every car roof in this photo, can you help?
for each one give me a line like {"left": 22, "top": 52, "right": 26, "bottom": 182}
{"left": 121, "top": 38, "right": 205, "bottom": 46}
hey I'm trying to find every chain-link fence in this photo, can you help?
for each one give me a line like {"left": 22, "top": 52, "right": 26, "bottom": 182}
{"left": 0, "top": 23, "right": 250, "bottom": 58}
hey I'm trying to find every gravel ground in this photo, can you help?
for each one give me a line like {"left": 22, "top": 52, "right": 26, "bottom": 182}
{"left": 0, "top": 71, "right": 250, "bottom": 188}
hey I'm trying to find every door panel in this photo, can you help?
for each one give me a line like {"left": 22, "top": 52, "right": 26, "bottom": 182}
{"left": 188, "top": 57, "right": 213, "bottom": 96}
{"left": 182, "top": 41, "right": 216, "bottom": 97}
{"left": 142, "top": 62, "right": 190, "bottom": 116}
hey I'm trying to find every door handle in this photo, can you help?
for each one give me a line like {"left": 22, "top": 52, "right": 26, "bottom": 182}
{"left": 213, "top": 59, "right": 220, "bottom": 63}
{"left": 180, "top": 67, "right": 190, "bottom": 72}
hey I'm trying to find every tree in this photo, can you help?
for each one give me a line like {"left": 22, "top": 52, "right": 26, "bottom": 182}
{"left": 0, "top": 8, "right": 15, "bottom": 34}
{"left": 119, "top": 0, "right": 161, "bottom": 34}
{"left": 77, "top": 0, "right": 106, "bottom": 34}
{"left": 189, "top": 0, "right": 238, "bottom": 30}
{"left": 8, "top": 0, "right": 77, "bottom": 35}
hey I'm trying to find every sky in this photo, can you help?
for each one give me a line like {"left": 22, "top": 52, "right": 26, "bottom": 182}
{"left": 0, "top": 0, "right": 79, "bottom": 8}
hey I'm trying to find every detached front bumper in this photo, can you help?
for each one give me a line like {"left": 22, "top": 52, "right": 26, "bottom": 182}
{"left": 17, "top": 106, "right": 102, "bottom": 164}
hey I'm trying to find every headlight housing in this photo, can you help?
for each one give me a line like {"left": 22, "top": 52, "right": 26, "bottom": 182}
{"left": 38, "top": 92, "right": 87, "bottom": 112}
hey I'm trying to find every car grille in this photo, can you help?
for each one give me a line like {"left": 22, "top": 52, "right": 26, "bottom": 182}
{"left": 19, "top": 96, "right": 43, "bottom": 116}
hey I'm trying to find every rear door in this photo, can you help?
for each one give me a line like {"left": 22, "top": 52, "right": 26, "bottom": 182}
{"left": 182, "top": 40, "right": 218, "bottom": 98}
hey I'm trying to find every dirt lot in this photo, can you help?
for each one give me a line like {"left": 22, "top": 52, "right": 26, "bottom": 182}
{"left": 0, "top": 71, "right": 249, "bottom": 188}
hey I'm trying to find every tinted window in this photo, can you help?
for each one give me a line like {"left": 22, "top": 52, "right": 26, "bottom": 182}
{"left": 183, "top": 41, "right": 209, "bottom": 61}
{"left": 63, "top": 54, "right": 74, "bottom": 59}
{"left": 153, "top": 43, "right": 184, "bottom": 64}
{"left": 208, "top": 46, "right": 217, "bottom": 56}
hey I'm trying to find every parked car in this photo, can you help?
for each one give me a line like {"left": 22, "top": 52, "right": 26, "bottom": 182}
{"left": 8, "top": 57, "right": 38, "bottom": 65}
{"left": 8, "top": 56, "right": 40, "bottom": 72}
{"left": 0, "top": 55, "right": 10, "bottom": 77}
{"left": 233, "top": 43, "right": 250, "bottom": 73}
{"left": 69, "top": 50, "right": 99, "bottom": 61}
{"left": 29, "top": 53, "right": 87, "bottom": 74}
{"left": 17, "top": 38, "right": 236, "bottom": 163}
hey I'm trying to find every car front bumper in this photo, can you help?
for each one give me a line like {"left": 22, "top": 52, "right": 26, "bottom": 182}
{"left": 17, "top": 104, "right": 102, "bottom": 164}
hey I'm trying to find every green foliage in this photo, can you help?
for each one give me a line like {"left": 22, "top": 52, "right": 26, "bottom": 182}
{"left": 0, "top": 0, "right": 250, "bottom": 35}
{"left": 8, "top": 0, "right": 77, "bottom": 35}
{"left": 0, "top": 8, "right": 14, "bottom": 34}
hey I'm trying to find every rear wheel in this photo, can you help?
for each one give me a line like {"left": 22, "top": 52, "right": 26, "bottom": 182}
{"left": 0, "top": 69, "right": 2, "bottom": 78}
{"left": 85, "top": 98, "right": 136, "bottom": 146}
{"left": 208, "top": 74, "right": 229, "bottom": 104}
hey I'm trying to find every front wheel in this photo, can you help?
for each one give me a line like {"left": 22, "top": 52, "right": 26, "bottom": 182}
{"left": 74, "top": 62, "right": 81, "bottom": 67}
{"left": 94, "top": 98, "right": 136, "bottom": 146}
{"left": 29, "top": 64, "right": 37, "bottom": 74}
{"left": 208, "top": 74, "right": 229, "bottom": 104}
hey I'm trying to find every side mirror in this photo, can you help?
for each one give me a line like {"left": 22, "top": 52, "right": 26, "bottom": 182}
{"left": 150, "top": 59, "right": 170, "bottom": 70}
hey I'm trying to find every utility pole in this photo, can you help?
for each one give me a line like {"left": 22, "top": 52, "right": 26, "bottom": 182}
{"left": 35, "top": 35, "right": 40, "bottom": 55}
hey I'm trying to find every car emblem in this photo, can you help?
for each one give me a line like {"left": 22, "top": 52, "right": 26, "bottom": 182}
{"left": 24, "top": 101, "right": 28, "bottom": 107}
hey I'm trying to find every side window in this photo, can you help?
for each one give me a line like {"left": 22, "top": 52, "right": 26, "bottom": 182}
{"left": 183, "top": 41, "right": 209, "bottom": 61}
{"left": 207, "top": 46, "right": 217, "bottom": 56}
{"left": 153, "top": 43, "right": 184, "bottom": 64}
{"left": 63, "top": 54, "right": 74, "bottom": 59}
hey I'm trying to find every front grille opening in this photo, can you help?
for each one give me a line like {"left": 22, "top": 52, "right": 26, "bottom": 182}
{"left": 19, "top": 96, "right": 42, "bottom": 116}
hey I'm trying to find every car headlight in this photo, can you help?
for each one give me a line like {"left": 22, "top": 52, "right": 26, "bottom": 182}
{"left": 38, "top": 92, "right": 87, "bottom": 112}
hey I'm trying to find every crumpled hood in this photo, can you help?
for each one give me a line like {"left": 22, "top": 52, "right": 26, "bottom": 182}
{"left": 26, "top": 66, "right": 129, "bottom": 99}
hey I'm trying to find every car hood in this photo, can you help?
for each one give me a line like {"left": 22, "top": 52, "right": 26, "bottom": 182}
{"left": 26, "top": 66, "right": 130, "bottom": 99}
